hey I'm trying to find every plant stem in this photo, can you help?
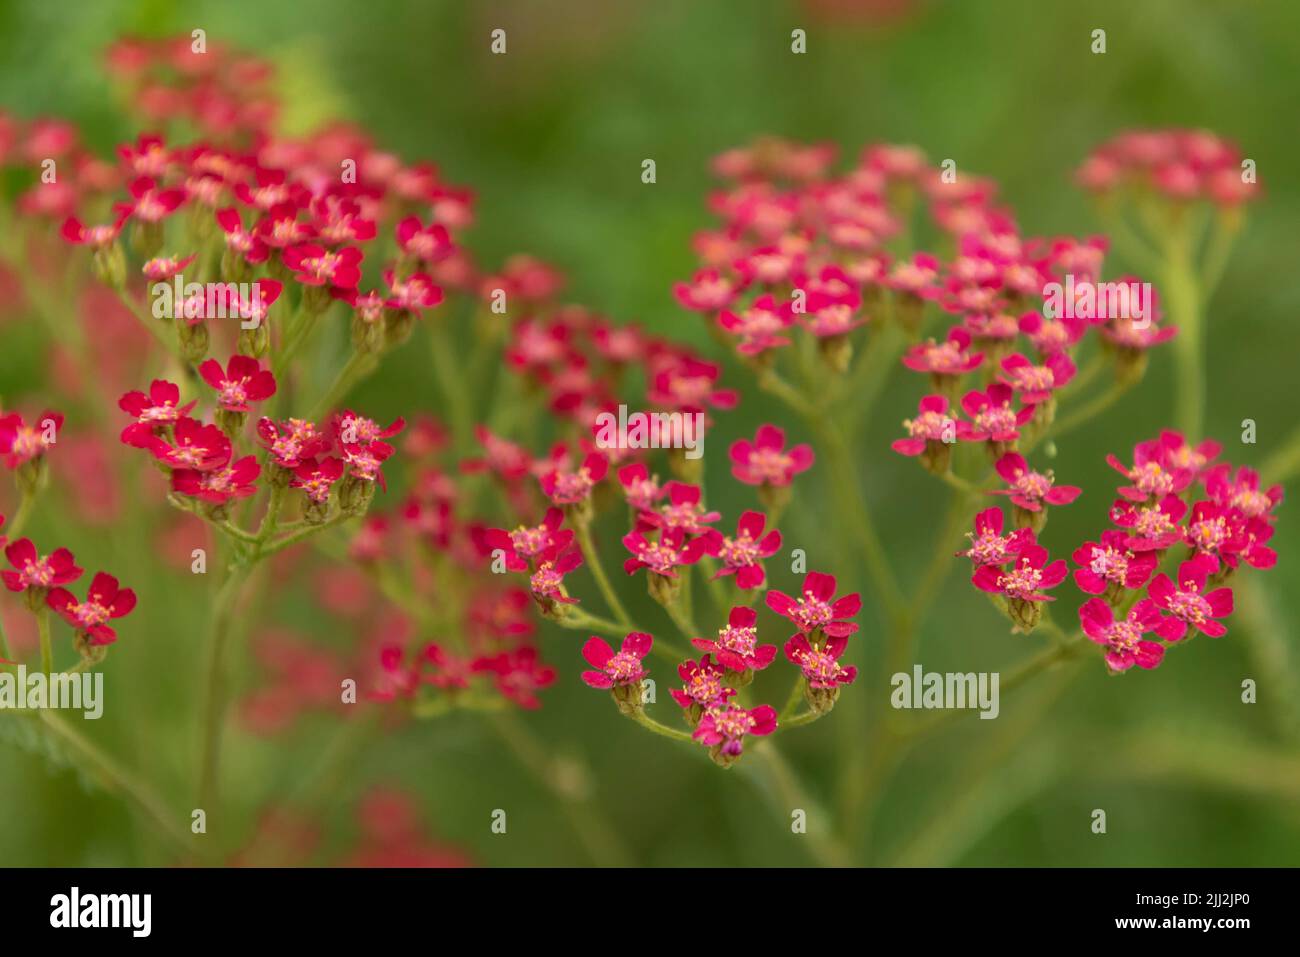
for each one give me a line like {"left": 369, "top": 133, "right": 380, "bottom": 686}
{"left": 627, "top": 709, "right": 693, "bottom": 742}
{"left": 309, "top": 350, "right": 379, "bottom": 421}
{"left": 573, "top": 519, "right": 632, "bottom": 626}
{"left": 37, "top": 607, "right": 53, "bottom": 676}
{"left": 38, "top": 710, "right": 194, "bottom": 860}
{"left": 196, "top": 561, "right": 253, "bottom": 819}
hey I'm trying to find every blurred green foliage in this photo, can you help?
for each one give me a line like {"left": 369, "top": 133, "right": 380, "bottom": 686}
{"left": 1, "top": 0, "right": 1298, "bottom": 866}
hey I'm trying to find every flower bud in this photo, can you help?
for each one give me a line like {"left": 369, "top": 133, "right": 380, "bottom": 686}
{"left": 178, "top": 320, "right": 210, "bottom": 363}
{"left": 610, "top": 681, "right": 644, "bottom": 716}
{"left": 647, "top": 571, "right": 681, "bottom": 607}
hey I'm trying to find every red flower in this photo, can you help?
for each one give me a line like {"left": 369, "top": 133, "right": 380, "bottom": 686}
{"left": 395, "top": 216, "right": 453, "bottom": 263}
{"left": 1106, "top": 436, "right": 1197, "bottom": 502}
{"left": 215, "top": 207, "right": 269, "bottom": 265}
{"left": 484, "top": 508, "right": 573, "bottom": 571}
{"left": 1079, "top": 598, "right": 1166, "bottom": 673}
{"left": 198, "top": 354, "right": 277, "bottom": 412}
{"left": 1148, "top": 555, "right": 1233, "bottom": 641}
{"left": 1071, "top": 530, "right": 1158, "bottom": 595}
{"left": 616, "top": 462, "right": 665, "bottom": 511}
{"left": 114, "top": 175, "right": 186, "bottom": 222}
{"left": 257, "top": 417, "right": 331, "bottom": 470}
{"left": 283, "top": 243, "right": 363, "bottom": 290}
{"left": 46, "top": 572, "right": 137, "bottom": 646}
{"left": 622, "top": 527, "right": 709, "bottom": 578}
{"left": 253, "top": 203, "right": 316, "bottom": 249}
{"left": 998, "top": 352, "right": 1076, "bottom": 404}
{"left": 141, "top": 253, "right": 197, "bottom": 281}
{"left": 765, "top": 571, "right": 861, "bottom": 638}
{"left": 580, "top": 632, "right": 652, "bottom": 688}
{"left": 902, "top": 326, "right": 984, "bottom": 378}
{"left": 692, "top": 703, "right": 777, "bottom": 758}
{"left": 990, "top": 452, "right": 1081, "bottom": 512}
{"left": 539, "top": 451, "right": 607, "bottom": 506}
{"left": 674, "top": 268, "right": 744, "bottom": 312}
{"left": 147, "top": 417, "right": 231, "bottom": 471}
{"left": 972, "top": 544, "right": 1068, "bottom": 602}
{"left": 958, "top": 507, "right": 1034, "bottom": 566}
{"left": 383, "top": 269, "right": 443, "bottom": 312}
{"left": 698, "top": 510, "right": 781, "bottom": 588}
{"left": 1109, "top": 494, "right": 1187, "bottom": 551}
{"left": 172, "top": 455, "right": 260, "bottom": 504}
{"left": 784, "top": 633, "right": 858, "bottom": 689}
{"left": 717, "top": 293, "right": 795, "bottom": 355}
{"left": 61, "top": 213, "right": 127, "bottom": 248}
{"left": 0, "top": 411, "right": 64, "bottom": 468}
{"left": 892, "top": 395, "right": 957, "bottom": 456}
{"left": 2, "top": 539, "right": 82, "bottom": 592}
{"left": 669, "top": 655, "right": 736, "bottom": 711}
{"left": 729, "top": 424, "right": 813, "bottom": 486}
{"left": 290, "top": 457, "right": 345, "bottom": 504}
{"left": 474, "top": 647, "right": 557, "bottom": 709}
{"left": 332, "top": 410, "right": 405, "bottom": 447}
{"left": 341, "top": 440, "right": 395, "bottom": 489}
{"left": 638, "top": 481, "right": 720, "bottom": 535}
{"left": 691, "top": 605, "right": 778, "bottom": 673}
{"left": 1203, "top": 464, "right": 1283, "bottom": 523}
{"left": 529, "top": 543, "right": 584, "bottom": 608}
{"left": 959, "top": 382, "right": 1034, "bottom": 444}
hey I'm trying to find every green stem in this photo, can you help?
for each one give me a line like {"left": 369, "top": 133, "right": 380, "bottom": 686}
{"left": 196, "top": 561, "right": 253, "bottom": 818}
{"left": 8, "top": 488, "right": 36, "bottom": 539}
{"left": 37, "top": 710, "right": 194, "bottom": 860}
{"left": 37, "top": 607, "right": 53, "bottom": 676}
{"left": 573, "top": 520, "right": 632, "bottom": 626}
{"left": 627, "top": 708, "right": 694, "bottom": 742}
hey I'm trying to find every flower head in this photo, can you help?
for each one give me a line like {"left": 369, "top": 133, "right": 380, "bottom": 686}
{"left": 47, "top": 572, "right": 137, "bottom": 646}
{"left": 692, "top": 703, "right": 777, "bottom": 762}
{"left": 765, "top": 571, "right": 860, "bottom": 638}
{"left": 2, "top": 539, "right": 82, "bottom": 593}
{"left": 1071, "top": 530, "right": 1158, "bottom": 595}
{"left": 691, "top": 606, "right": 777, "bottom": 673}
{"left": 1148, "top": 555, "right": 1233, "bottom": 641}
{"left": 784, "top": 633, "right": 857, "bottom": 689}
{"left": 729, "top": 424, "right": 813, "bottom": 486}
{"left": 580, "top": 632, "right": 652, "bottom": 689}
{"left": 699, "top": 511, "right": 781, "bottom": 588}
{"left": 198, "top": 354, "right": 277, "bottom": 412}
{"left": 1079, "top": 597, "right": 1166, "bottom": 673}
{"left": 990, "top": 452, "right": 1081, "bottom": 512}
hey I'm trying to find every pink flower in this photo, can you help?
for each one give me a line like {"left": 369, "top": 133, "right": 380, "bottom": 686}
{"left": 141, "top": 253, "right": 197, "bottom": 281}
{"left": 215, "top": 207, "right": 269, "bottom": 265}
{"left": 283, "top": 243, "right": 363, "bottom": 290}
{"left": 692, "top": 703, "right": 777, "bottom": 758}
{"left": 114, "top": 175, "right": 185, "bottom": 222}
{"left": 580, "top": 632, "right": 652, "bottom": 688}
{"left": 673, "top": 267, "right": 744, "bottom": 312}
{"left": 383, "top": 269, "right": 443, "bottom": 313}
{"left": 61, "top": 214, "right": 126, "bottom": 248}
{"left": 784, "top": 633, "right": 858, "bottom": 689}
{"left": 959, "top": 382, "right": 1034, "bottom": 444}
{"left": 616, "top": 462, "right": 665, "bottom": 511}
{"left": 483, "top": 508, "right": 573, "bottom": 571}
{"left": 172, "top": 455, "right": 260, "bottom": 504}
{"left": 529, "top": 543, "right": 584, "bottom": 608}
{"left": 46, "top": 571, "right": 137, "bottom": 646}
{"left": 622, "top": 527, "right": 709, "bottom": 578}
{"left": 1203, "top": 464, "right": 1283, "bottom": 523}
{"left": 990, "top": 452, "right": 1081, "bottom": 512}
{"left": 2, "top": 539, "right": 82, "bottom": 593}
{"left": 717, "top": 294, "right": 794, "bottom": 355}
{"left": 998, "top": 352, "right": 1076, "bottom": 405}
{"left": 253, "top": 203, "right": 316, "bottom": 249}
{"left": 1079, "top": 597, "right": 1166, "bottom": 673}
{"left": 972, "top": 544, "right": 1068, "bottom": 602}
{"left": 639, "top": 481, "right": 720, "bottom": 535}
{"left": 1071, "top": 530, "right": 1159, "bottom": 594}
{"left": 0, "top": 411, "right": 64, "bottom": 468}
{"left": 1148, "top": 555, "right": 1233, "bottom": 641}
{"left": 395, "top": 216, "right": 453, "bottom": 263}
{"left": 669, "top": 655, "right": 736, "bottom": 711}
{"left": 958, "top": 507, "right": 1033, "bottom": 566}
{"left": 1109, "top": 494, "right": 1187, "bottom": 551}
{"left": 892, "top": 395, "right": 957, "bottom": 456}
{"left": 147, "top": 417, "right": 231, "bottom": 471}
{"left": 1106, "top": 437, "right": 1197, "bottom": 502}
{"left": 765, "top": 571, "right": 861, "bottom": 638}
{"left": 698, "top": 511, "right": 781, "bottom": 588}
{"left": 474, "top": 647, "right": 556, "bottom": 709}
{"left": 257, "top": 417, "right": 331, "bottom": 470}
{"left": 902, "top": 326, "right": 983, "bottom": 378}
{"left": 198, "top": 354, "right": 277, "bottom": 412}
{"left": 729, "top": 424, "right": 813, "bottom": 486}
{"left": 290, "top": 457, "right": 345, "bottom": 504}
{"left": 539, "top": 451, "right": 608, "bottom": 505}
{"left": 691, "top": 606, "right": 778, "bottom": 673}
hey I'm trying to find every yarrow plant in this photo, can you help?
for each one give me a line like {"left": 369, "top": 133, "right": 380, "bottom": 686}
{"left": 0, "top": 33, "right": 1285, "bottom": 868}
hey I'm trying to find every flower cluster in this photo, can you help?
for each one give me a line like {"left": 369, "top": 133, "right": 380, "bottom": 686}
{"left": 1076, "top": 129, "right": 1259, "bottom": 207}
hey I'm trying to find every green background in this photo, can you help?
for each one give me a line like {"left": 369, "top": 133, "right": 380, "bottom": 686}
{"left": 1, "top": 0, "right": 1298, "bottom": 866}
